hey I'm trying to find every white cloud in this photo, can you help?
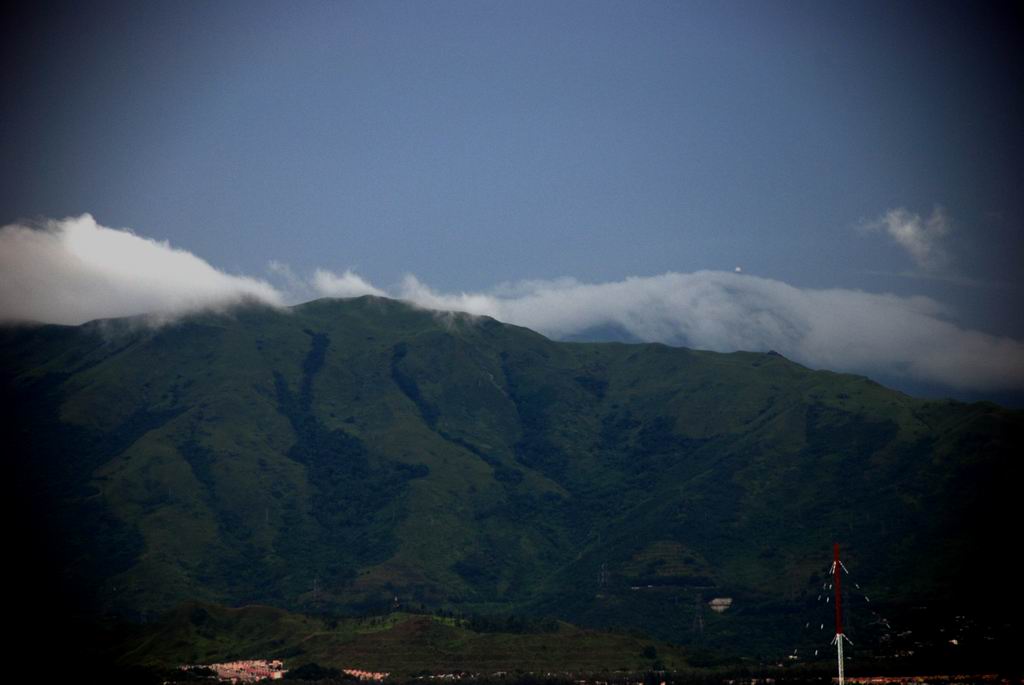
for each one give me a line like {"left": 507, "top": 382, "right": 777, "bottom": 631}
{"left": 390, "top": 271, "right": 1023, "bottom": 393}
{"left": 863, "top": 206, "right": 951, "bottom": 270}
{"left": 0, "top": 214, "right": 284, "bottom": 325}
{"left": 311, "top": 268, "right": 386, "bottom": 298}
{"left": 267, "top": 259, "right": 314, "bottom": 302}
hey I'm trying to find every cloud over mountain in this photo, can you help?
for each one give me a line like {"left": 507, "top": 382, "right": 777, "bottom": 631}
{"left": 0, "top": 214, "right": 283, "bottom": 325}
{"left": 2, "top": 215, "right": 1021, "bottom": 393}
{"left": 378, "top": 270, "right": 1024, "bottom": 392}
{"left": 312, "top": 268, "right": 387, "bottom": 298}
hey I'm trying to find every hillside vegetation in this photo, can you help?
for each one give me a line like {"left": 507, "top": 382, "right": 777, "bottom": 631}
{"left": 2, "top": 296, "right": 1019, "bottom": 662}
{"left": 118, "top": 602, "right": 689, "bottom": 676}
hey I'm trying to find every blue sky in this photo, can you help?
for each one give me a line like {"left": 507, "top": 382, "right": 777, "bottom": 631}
{"left": 1, "top": 1, "right": 1022, "bottom": 400}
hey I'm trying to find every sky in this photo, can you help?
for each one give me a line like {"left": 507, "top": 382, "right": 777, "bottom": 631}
{"left": 2, "top": 1, "right": 1022, "bottom": 402}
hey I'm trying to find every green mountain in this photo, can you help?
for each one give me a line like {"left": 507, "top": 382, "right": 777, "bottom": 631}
{"left": 3, "top": 296, "right": 1019, "bottom": 665}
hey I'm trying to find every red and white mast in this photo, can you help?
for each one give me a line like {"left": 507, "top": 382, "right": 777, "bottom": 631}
{"left": 829, "top": 543, "right": 852, "bottom": 685}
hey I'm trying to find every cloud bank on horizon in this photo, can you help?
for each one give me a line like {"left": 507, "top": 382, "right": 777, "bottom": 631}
{"left": 2, "top": 215, "right": 1022, "bottom": 393}
{"left": 379, "top": 273, "right": 1023, "bottom": 393}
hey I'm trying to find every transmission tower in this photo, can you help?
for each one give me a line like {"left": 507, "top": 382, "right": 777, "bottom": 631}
{"left": 830, "top": 543, "right": 852, "bottom": 685}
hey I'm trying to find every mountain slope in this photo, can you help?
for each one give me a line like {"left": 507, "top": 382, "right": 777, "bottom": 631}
{"left": 118, "top": 602, "right": 691, "bottom": 675}
{"left": 3, "top": 296, "right": 1019, "bottom": 657}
